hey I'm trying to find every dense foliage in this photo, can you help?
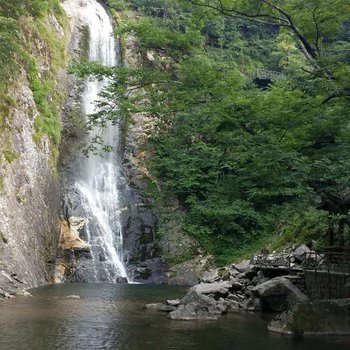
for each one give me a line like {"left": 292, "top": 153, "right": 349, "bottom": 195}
{"left": 94, "top": 0, "right": 350, "bottom": 264}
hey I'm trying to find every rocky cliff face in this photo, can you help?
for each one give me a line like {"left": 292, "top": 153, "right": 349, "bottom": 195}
{"left": 120, "top": 34, "right": 169, "bottom": 284}
{"left": 120, "top": 32, "right": 211, "bottom": 285}
{"left": 0, "top": 13, "right": 69, "bottom": 298}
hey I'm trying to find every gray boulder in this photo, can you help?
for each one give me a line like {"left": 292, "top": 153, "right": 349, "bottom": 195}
{"left": 146, "top": 303, "right": 176, "bottom": 312}
{"left": 166, "top": 299, "right": 180, "bottom": 307}
{"left": 65, "top": 295, "right": 81, "bottom": 300}
{"left": 228, "top": 266, "right": 240, "bottom": 278}
{"left": 234, "top": 260, "right": 251, "bottom": 273}
{"left": 226, "top": 293, "right": 242, "bottom": 303}
{"left": 201, "top": 269, "right": 220, "bottom": 283}
{"left": 216, "top": 298, "right": 229, "bottom": 314}
{"left": 224, "top": 294, "right": 241, "bottom": 309}
{"left": 293, "top": 244, "right": 310, "bottom": 263}
{"left": 191, "top": 281, "right": 232, "bottom": 297}
{"left": 230, "top": 280, "right": 244, "bottom": 291}
{"left": 236, "top": 277, "right": 250, "bottom": 285}
{"left": 168, "top": 291, "right": 226, "bottom": 320}
{"left": 16, "top": 290, "right": 32, "bottom": 297}
{"left": 252, "top": 271, "right": 269, "bottom": 286}
{"left": 226, "top": 300, "right": 240, "bottom": 310}
{"left": 268, "top": 299, "right": 350, "bottom": 335}
{"left": 251, "top": 276, "right": 308, "bottom": 312}
{"left": 243, "top": 298, "right": 262, "bottom": 312}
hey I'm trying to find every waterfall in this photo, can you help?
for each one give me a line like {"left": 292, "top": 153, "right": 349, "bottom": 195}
{"left": 62, "top": 0, "right": 128, "bottom": 282}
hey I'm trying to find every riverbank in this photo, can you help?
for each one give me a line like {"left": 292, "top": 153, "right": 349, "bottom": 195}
{"left": 146, "top": 244, "right": 350, "bottom": 336}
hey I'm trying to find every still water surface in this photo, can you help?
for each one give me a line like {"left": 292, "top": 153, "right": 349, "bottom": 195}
{"left": 0, "top": 284, "right": 349, "bottom": 350}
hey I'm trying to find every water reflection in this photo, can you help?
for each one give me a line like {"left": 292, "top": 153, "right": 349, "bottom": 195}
{"left": 0, "top": 284, "right": 349, "bottom": 350}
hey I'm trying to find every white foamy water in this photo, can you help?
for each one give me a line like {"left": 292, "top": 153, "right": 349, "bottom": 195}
{"left": 62, "top": 0, "right": 128, "bottom": 281}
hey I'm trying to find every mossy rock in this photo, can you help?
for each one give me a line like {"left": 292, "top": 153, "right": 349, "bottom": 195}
{"left": 268, "top": 299, "right": 350, "bottom": 336}
{"left": 218, "top": 268, "right": 230, "bottom": 281}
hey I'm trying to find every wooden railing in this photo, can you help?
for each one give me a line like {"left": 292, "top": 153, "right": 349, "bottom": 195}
{"left": 302, "top": 250, "right": 350, "bottom": 299}
{"left": 250, "top": 248, "right": 350, "bottom": 277}
{"left": 302, "top": 251, "right": 350, "bottom": 275}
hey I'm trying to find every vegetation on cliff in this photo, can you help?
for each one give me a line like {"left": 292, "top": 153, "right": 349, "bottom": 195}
{"left": 0, "top": 0, "right": 68, "bottom": 167}
{"left": 79, "top": 0, "right": 350, "bottom": 264}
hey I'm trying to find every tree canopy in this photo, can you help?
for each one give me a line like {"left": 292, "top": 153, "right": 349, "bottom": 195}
{"left": 85, "top": 0, "right": 350, "bottom": 263}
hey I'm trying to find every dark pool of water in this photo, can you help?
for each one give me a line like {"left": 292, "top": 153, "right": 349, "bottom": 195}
{"left": 0, "top": 283, "right": 349, "bottom": 350}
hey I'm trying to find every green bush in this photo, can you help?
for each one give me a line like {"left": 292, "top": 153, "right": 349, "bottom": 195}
{"left": 27, "top": 58, "right": 61, "bottom": 146}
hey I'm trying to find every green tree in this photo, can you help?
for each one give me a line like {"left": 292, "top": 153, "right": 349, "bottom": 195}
{"left": 187, "top": 0, "right": 350, "bottom": 60}
{"left": 82, "top": 0, "right": 350, "bottom": 262}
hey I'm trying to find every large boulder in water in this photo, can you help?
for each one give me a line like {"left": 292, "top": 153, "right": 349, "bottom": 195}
{"left": 168, "top": 291, "right": 227, "bottom": 320}
{"left": 251, "top": 276, "right": 308, "bottom": 311}
{"left": 146, "top": 303, "right": 176, "bottom": 312}
{"left": 268, "top": 299, "right": 350, "bottom": 335}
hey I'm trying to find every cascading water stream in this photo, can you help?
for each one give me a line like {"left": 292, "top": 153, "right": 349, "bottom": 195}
{"left": 62, "top": 0, "right": 128, "bottom": 282}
